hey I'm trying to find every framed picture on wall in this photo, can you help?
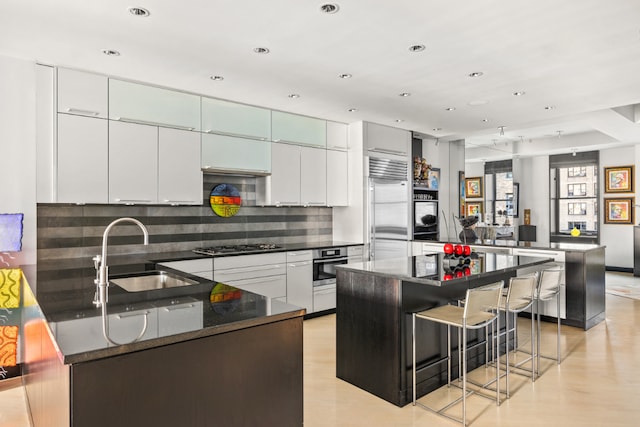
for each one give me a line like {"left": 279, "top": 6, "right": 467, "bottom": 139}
{"left": 604, "top": 197, "right": 634, "bottom": 224}
{"left": 604, "top": 165, "right": 634, "bottom": 193}
{"left": 512, "top": 183, "right": 520, "bottom": 218}
{"left": 466, "top": 202, "right": 483, "bottom": 218}
{"left": 459, "top": 171, "right": 465, "bottom": 217}
{"left": 465, "top": 176, "right": 484, "bottom": 198}
{"left": 427, "top": 168, "right": 440, "bottom": 190}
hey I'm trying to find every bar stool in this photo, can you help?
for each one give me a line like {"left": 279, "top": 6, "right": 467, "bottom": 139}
{"left": 412, "top": 281, "right": 504, "bottom": 426}
{"left": 495, "top": 274, "right": 538, "bottom": 397}
{"left": 535, "top": 268, "right": 564, "bottom": 372}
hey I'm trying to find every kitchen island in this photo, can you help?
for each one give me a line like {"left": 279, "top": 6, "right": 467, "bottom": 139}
{"left": 21, "top": 260, "right": 305, "bottom": 427}
{"left": 335, "top": 252, "right": 554, "bottom": 407}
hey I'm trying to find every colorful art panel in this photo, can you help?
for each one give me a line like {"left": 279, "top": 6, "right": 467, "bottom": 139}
{"left": 209, "top": 184, "right": 242, "bottom": 217}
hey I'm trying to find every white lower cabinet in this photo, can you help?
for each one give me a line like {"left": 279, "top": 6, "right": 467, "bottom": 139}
{"left": 157, "top": 259, "right": 213, "bottom": 280}
{"left": 286, "top": 250, "right": 313, "bottom": 312}
{"left": 57, "top": 114, "right": 108, "bottom": 203}
{"left": 214, "top": 252, "right": 287, "bottom": 300}
{"left": 107, "top": 306, "right": 159, "bottom": 344}
{"left": 51, "top": 316, "right": 105, "bottom": 354}
{"left": 313, "top": 284, "right": 336, "bottom": 312}
{"left": 156, "top": 297, "right": 203, "bottom": 336}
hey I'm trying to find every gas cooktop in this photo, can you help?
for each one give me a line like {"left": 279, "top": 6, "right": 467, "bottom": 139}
{"left": 193, "top": 243, "right": 282, "bottom": 256}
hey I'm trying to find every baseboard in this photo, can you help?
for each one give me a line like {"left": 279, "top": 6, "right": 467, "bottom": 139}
{"left": 606, "top": 266, "right": 633, "bottom": 273}
{"left": 0, "top": 376, "right": 22, "bottom": 392}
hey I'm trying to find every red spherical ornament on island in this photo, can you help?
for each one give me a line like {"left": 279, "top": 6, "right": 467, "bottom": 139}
{"left": 443, "top": 243, "right": 454, "bottom": 255}
{"left": 443, "top": 272, "right": 454, "bottom": 281}
{"left": 455, "top": 269, "right": 464, "bottom": 278}
{"left": 463, "top": 245, "right": 472, "bottom": 257}
{"left": 454, "top": 244, "right": 464, "bottom": 256}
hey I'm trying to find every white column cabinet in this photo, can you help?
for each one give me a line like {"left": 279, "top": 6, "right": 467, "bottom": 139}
{"left": 109, "top": 121, "right": 158, "bottom": 204}
{"left": 57, "top": 114, "right": 108, "bottom": 203}
{"left": 300, "top": 146, "right": 327, "bottom": 206}
{"left": 272, "top": 111, "right": 326, "bottom": 147}
{"left": 57, "top": 68, "right": 108, "bottom": 118}
{"left": 326, "top": 149, "right": 348, "bottom": 206}
{"left": 268, "top": 142, "right": 302, "bottom": 205}
{"left": 158, "top": 127, "right": 202, "bottom": 205}
{"left": 201, "top": 97, "right": 271, "bottom": 140}
{"left": 326, "top": 121, "right": 348, "bottom": 150}
{"left": 286, "top": 250, "right": 313, "bottom": 312}
{"left": 109, "top": 79, "right": 201, "bottom": 131}
{"left": 201, "top": 133, "right": 271, "bottom": 175}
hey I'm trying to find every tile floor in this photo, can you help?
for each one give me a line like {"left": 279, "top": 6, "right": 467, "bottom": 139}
{"left": 2, "top": 271, "right": 639, "bottom": 427}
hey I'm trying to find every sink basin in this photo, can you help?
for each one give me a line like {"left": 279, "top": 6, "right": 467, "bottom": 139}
{"left": 111, "top": 271, "right": 199, "bottom": 292}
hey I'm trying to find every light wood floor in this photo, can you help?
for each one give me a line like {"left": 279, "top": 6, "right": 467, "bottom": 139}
{"left": 2, "top": 272, "right": 639, "bottom": 427}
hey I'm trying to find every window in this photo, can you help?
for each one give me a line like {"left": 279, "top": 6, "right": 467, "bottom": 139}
{"left": 568, "top": 202, "right": 587, "bottom": 215}
{"left": 568, "top": 167, "right": 586, "bottom": 177}
{"left": 484, "top": 160, "right": 514, "bottom": 226}
{"left": 567, "top": 183, "right": 586, "bottom": 196}
{"left": 550, "top": 151, "right": 598, "bottom": 240}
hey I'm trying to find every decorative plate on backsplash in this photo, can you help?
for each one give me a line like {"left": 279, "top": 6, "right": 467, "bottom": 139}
{"left": 209, "top": 184, "right": 242, "bottom": 217}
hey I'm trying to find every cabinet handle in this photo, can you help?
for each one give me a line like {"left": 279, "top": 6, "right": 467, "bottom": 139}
{"left": 164, "top": 304, "right": 195, "bottom": 311}
{"left": 114, "top": 116, "right": 196, "bottom": 131}
{"left": 116, "top": 310, "right": 150, "bottom": 319}
{"left": 163, "top": 199, "right": 200, "bottom": 205}
{"left": 204, "top": 129, "right": 269, "bottom": 141}
{"left": 368, "top": 147, "right": 407, "bottom": 156}
{"left": 202, "top": 166, "right": 270, "bottom": 176}
{"left": 115, "top": 198, "right": 152, "bottom": 204}
{"left": 216, "top": 264, "right": 284, "bottom": 275}
{"left": 275, "top": 202, "right": 301, "bottom": 206}
{"left": 229, "top": 275, "right": 284, "bottom": 285}
{"left": 289, "top": 261, "right": 312, "bottom": 267}
{"left": 303, "top": 202, "right": 326, "bottom": 207}
{"left": 66, "top": 107, "right": 100, "bottom": 116}
{"left": 273, "top": 139, "right": 324, "bottom": 147}
{"left": 327, "top": 145, "right": 347, "bottom": 151}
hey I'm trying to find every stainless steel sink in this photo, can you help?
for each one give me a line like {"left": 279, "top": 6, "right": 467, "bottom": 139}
{"left": 111, "top": 271, "right": 199, "bottom": 292}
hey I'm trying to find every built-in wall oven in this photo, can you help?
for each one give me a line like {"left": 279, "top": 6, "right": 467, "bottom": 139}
{"left": 312, "top": 246, "right": 348, "bottom": 312}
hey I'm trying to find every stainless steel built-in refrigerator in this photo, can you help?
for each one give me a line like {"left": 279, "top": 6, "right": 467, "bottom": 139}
{"left": 368, "top": 157, "right": 410, "bottom": 260}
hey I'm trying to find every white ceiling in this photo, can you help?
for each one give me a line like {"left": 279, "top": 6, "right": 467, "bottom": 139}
{"left": 3, "top": 0, "right": 640, "bottom": 161}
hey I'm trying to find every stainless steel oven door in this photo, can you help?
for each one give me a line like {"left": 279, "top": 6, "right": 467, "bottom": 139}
{"left": 312, "top": 256, "right": 348, "bottom": 286}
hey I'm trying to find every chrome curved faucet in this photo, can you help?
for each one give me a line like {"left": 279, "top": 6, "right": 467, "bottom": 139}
{"left": 93, "top": 217, "right": 149, "bottom": 307}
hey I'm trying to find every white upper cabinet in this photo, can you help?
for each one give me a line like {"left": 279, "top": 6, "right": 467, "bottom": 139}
{"left": 271, "top": 111, "right": 326, "bottom": 147}
{"left": 326, "top": 149, "right": 348, "bottom": 206}
{"left": 201, "top": 97, "right": 271, "bottom": 140}
{"left": 57, "top": 68, "right": 108, "bottom": 118}
{"left": 364, "top": 122, "right": 410, "bottom": 158}
{"left": 326, "top": 121, "right": 348, "bottom": 150}
{"left": 300, "top": 146, "right": 326, "bottom": 206}
{"left": 158, "top": 127, "right": 202, "bottom": 205}
{"left": 109, "top": 79, "right": 201, "bottom": 131}
{"left": 201, "top": 133, "right": 271, "bottom": 175}
{"left": 57, "top": 114, "right": 108, "bottom": 203}
{"left": 109, "top": 120, "right": 158, "bottom": 204}
{"left": 259, "top": 142, "right": 301, "bottom": 206}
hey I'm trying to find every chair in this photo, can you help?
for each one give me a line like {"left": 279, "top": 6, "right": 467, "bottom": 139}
{"left": 535, "top": 268, "right": 564, "bottom": 371}
{"left": 495, "top": 274, "right": 538, "bottom": 397}
{"left": 412, "top": 281, "right": 504, "bottom": 426}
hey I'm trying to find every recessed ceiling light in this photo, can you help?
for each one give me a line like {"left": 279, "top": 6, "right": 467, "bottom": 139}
{"left": 445, "top": 107, "right": 456, "bottom": 111}
{"left": 395, "top": 119, "right": 404, "bottom": 123}
{"left": 320, "top": 3, "right": 340, "bottom": 14}
{"left": 482, "top": 118, "right": 489, "bottom": 122}
{"left": 399, "top": 92, "right": 411, "bottom": 97}
{"left": 468, "top": 72, "right": 483, "bottom": 77}
{"left": 253, "top": 47, "right": 270, "bottom": 54}
{"left": 513, "top": 91, "right": 526, "bottom": 96}
{"left": 128, "top": 7, "right": 150, "bottom": 17}
{"left": 433, "top": 127, "right": 442, "bottom": 131}
{"left": 101, "top": 49, "right": 120, "bottom": 56}
{"left": 347, "top": 108, "right": 358, "bottom": 112}
{"left": 408, "top": 44, "right": 425, "bottom": 52}
{"left": 210, "top": 75, "right": 224, "bottom": 81}
{"left": 288, "top": 93, "right": 300, "bottom": 99}
{"left": 338, "top": 73, "right": 352, "bottom": 79}
{"left": 544, "top": 106, "right": 555, "bottom": 110}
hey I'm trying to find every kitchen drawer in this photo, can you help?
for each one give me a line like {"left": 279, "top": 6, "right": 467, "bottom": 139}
{"left": 313, "top": 285, "right": 336, "bottom": 312}
{"left": 51, "top": 316, "right": 105, "bottom": 354}
{"left": 511, "top": 248, "right": 565, "bottom": 262}
{"left": 347, "top": 245, "right": 364, "bottom": 257}
{"left": 214, "top": 263, "right": 287, "bottom": 283}
{"left": 107, "top": 306, "right": 158, "bottom": 344}
{"left": 155, "top": 297, "right": 203, "bottom": 336}
{"left": 222, "top": 274, "right": 287, "bottom": 299}
{"left": 286, "top": 250, "right": 312, "bottom": 262}
{"left": 214, "top": 252, "right": 286, "bottom": 270}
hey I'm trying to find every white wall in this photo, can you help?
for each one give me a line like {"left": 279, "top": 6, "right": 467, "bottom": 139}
{"left": 600, "top": 145, "right": 636, "bottom": 268}
{"left": 0, "top": 55, "right": 37, "bottom": 267}
{"left": 515, "top": 155, "right": 550, "bottom": 246}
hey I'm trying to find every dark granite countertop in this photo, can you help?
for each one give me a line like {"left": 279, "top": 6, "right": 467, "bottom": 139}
{"left": 336, "top": 253, "right": 554, "bottom": 286}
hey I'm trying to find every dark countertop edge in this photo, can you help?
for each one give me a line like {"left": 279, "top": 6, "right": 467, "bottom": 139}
{"left": 336, "top": 256, "right": 554, "bottom": 286}
{"left": 61, "top": 308, "right": 305, "bottom": 365}
{"left": 416, "top": 240, "right": 605, "bottom": 253}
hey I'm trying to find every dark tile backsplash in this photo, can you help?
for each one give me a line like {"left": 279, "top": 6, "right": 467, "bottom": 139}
{"left": 37, "top": 174, "right": 333, "bottom": 261}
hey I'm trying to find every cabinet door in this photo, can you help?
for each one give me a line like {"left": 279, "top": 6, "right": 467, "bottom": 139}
{"left": 300, "top": 146, "right": 326, "bottom": 206}
{"left": 109, "top": 79, "right": 201, "bottom": 131}
{"left": 57, "top": 68, "right": 108, "bottom": 118}
{"left": 158, "top": 127, "right": 202, "bottom": 205}
{"left": 52, "top": 317, "right": 105, "bottom": 354}
{"left": 57, "top": 114, "right": 108, "bottom": 203}
{"left": 326, "top": 149, "right": 348, "bottom": 206}
{"left": 224, "top": 275, "right": 287, "bottom": 299}
{"left": 107, "top": 307, "right": 158, "bottom": 344}
{"left": 157, "top": 299, "right": 203, "bottom": 336}
{"left": 272, "top": 111, "right": 326, "bottom": 147}
{"left": 365, "top": 122, "right": 410, "bottom": 157}
{"left": 270, "top": 142, "right": 301, "bottom": 205}
{"left": 326, "top": 121, "right": 348, "bottom": 150}
{"left": 201, "top": 97, "right": 271, "bottom": 140}
{"left": 201, "top": 133, "right": 271, "bottom": 175}
{"left": 286, "top": 260, "right": 313, "bottom": 312}
{"left": 109, "top": 121, "right": 158, "bottom": 204}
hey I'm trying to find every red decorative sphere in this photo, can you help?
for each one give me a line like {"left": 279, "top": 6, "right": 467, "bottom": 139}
{"left": 443, "top": 243, "right": 454, "bottom": 255}
{"left": 454, "top": 244, "right": 464, "bottom": 256}
{"left": 455, "top": 270, "right": 464, "bottom": 278}
{"left": 463, "top": 266, "right": 471, "bottom": 276}
{"left": 463, "top": 245, "right": 472, "bottom": 256}
{"left": 443, "top": 273, "right": 454, "bottom": 281}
